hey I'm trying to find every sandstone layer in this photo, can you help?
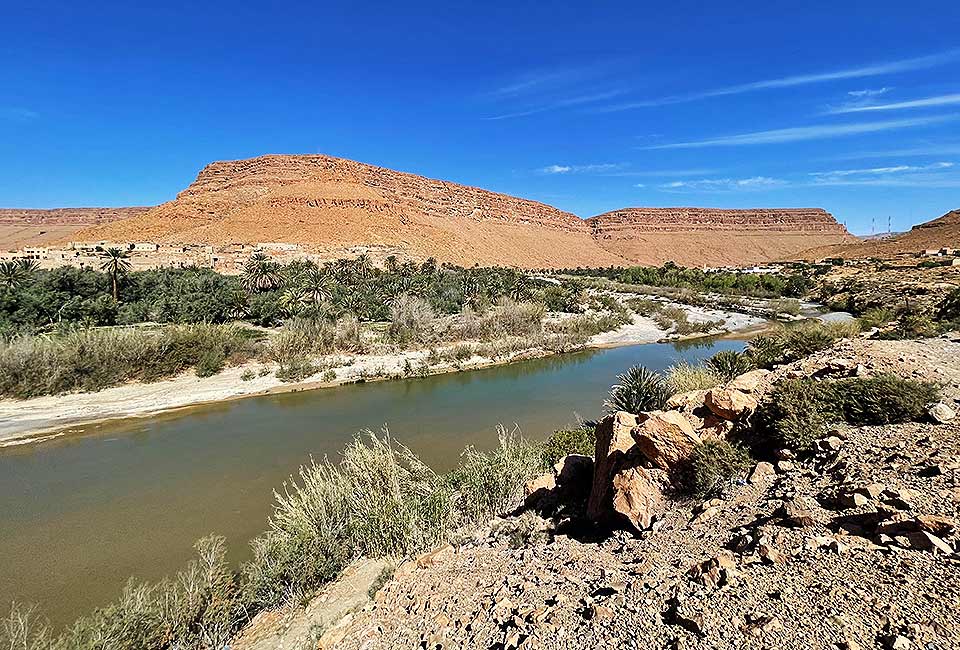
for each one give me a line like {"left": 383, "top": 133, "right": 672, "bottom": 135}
{"left": 587, "top": 207, "right": 854, "bottom": 266}
{"left": 0, "top": 207, "right": 150, "bottom": 250}
{"left": 72, "top": 155, "right": 625, "bottom": 269}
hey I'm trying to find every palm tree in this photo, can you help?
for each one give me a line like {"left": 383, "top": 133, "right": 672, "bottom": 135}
{"left": 241, "top": 252, "right": 283, "bottom": 292}
{"left": 99, "top": 247, "right": 132, "bottom": 301}
{"left": 0, "top": 261, "right": 26, "bottom": 293}
{"left": 300, "top": 267, "right": 333, "bottom": 307}
{"left": 509, "top": 276, "right": 529, "bottom": 302}
{"left": 16, "top": 259, "right": 40, "bottom": 274}
{"left": 353, "top": 254, "right": 372, "bottom": 279}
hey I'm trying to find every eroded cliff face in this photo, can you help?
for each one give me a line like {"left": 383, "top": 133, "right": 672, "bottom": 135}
{"left": 75, "top": 155, "right": 624, "bottom": 269}
{"left": 586, "top": 207, "right": 854, "bottom": 266}
{"left": 797, "top": 208, "right": 960, "bottom": 260}
{"left": 70, "top": 155, "right": 860, "bottom": 268}
{"left": 0, "top": 207, "right": 150, "bottom": 226}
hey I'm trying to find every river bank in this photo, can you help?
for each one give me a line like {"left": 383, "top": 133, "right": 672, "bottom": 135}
{"left": 0, "top": 303, "right": 766, "bottom": 446}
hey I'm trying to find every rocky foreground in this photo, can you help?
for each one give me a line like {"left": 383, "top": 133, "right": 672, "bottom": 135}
{"left": 237, "top": 335, "right": 960, "bottom": 650}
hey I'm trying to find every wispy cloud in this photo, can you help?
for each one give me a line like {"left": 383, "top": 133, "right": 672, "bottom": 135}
{"left": 810, "top": 161, "right": 954, "bottom": 178}
{"left": 809, "top": 161, "right": 959, "bottom": 186}
{"left": 831, "top": 143, "right": 960, "bottom": 160}
{"left": 642, "top": 115, "right": 955, "bottom": 149}
{"left": 659, "top": 176, "right": 788, "bottom": 192}
{"left": 594, "top": 49, "right": 960, "bottom": 112}
{"left": 826, "top": 92, "right": 960, "bottom": 114}
{"left": 537, "top": 163, "right": 625, "bottom": 175}
{"left": 602, "top": 168, "right": 719, "bottom": 178}
{"left": 485, "top": 89, "right": 625, "bottom": 120}
{"left": 0, "top": 107, "right": 39, "bottom": 122}
{"left": 847, "top": 88, "right": 891, "bottom": 98}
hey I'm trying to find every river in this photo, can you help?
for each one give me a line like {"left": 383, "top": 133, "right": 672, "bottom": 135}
{"left": 0, "top": 337, "right": 745, "bottom": 628}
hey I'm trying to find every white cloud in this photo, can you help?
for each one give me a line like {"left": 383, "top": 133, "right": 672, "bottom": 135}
{"left": 826, "top": 92, "right": 960, "bottom": 114}
{"left": 634, "top": 183, "right": 646, "bottom": 188}
{"left": 537, "top": 163, "right": 624, "bottom": 175}
{"left": 831, "top": 143, "right": 960, "bottom": 160}
{"left": 658, "top": 176, "right": 788, "bottom": 191}
{"left": 643, "top": 115, "right": 955, "bottom": 149}
{"left": 809, "top": 161, "right": 957, "bottom": 186}
{"left": 484, "top": 89, "right": 625, "bottom": 120}
{"left": 594, "top": 49, "right": 960, "bottom": 112}
{"left": 847, "top": 88, "right": 891, "bottom": 98}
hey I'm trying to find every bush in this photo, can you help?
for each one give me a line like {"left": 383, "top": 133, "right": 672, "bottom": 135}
{"left": 756, "top": 374, "right": 939, "bottom": 451}
{"left": 706, "top": 350, "right": 754, "bottom": 382}
{"left": 388, "top": 295, "right": 436, "bottom": 345}
{"left": 747, "top": 322, "right": 840, "bottom": 369}
{"left": 858, "top": 307, "right": 895, "bottom": 330}
{"left": 665, "top": 362, "right": 720, "bottom": 393}
{"left": 755, "top": 379, "right": 837, "bottom": 450}
{"left": 541, "top": 426, "right": 595, "bottom": 466}
{"left": 769, "top": 297, "right": 801, "bottom": 316}
{"left": 447, "top": 427, "right": 548, "bottom": 527}
{"left": 676, "top": 440, "right": 752, "bottom": 496}
{"left": 605, "top": 365, "right": 670, "bottom": 414}
{"left": 833, "top": 374, "right": 938, "bottom": 425}
{"left": 938, "top": 287, "right": 960, "bottom": 323}
{"left": 0, "top": 324, "right": 253, "bottom": 398}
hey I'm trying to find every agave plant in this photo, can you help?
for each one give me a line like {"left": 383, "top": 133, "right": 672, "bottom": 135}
{"left": 706, "top": 349, "right": 754, "bottom": 382}
{"left": 604, "top": 365, "right": 670, "bottom": 415}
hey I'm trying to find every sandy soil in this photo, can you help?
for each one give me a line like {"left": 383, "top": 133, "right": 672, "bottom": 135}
{"left": 0, "top": 305, "right": 765, "bottom": 447}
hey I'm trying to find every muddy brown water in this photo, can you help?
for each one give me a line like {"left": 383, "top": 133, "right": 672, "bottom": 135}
{"left": 0, "top": 338, "right": 745, "bottom": 629}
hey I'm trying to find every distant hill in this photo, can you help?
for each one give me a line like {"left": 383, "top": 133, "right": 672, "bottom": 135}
{"left": 0, "top": 207, "right": 149, "bottom": 250}
{"left": 586, "top": 207, "right": 853, "bottom": 267}
{"left": 797, "top": 209, "right": 960, "bottom": 260}
{"left": 45, "top": 154, "right": 857, "bottom": 268}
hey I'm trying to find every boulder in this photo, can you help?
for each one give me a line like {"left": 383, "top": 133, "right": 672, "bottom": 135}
{"left": 928, "top": 402, "right": 956, "bottom": 424}
{"left": 748, "top": 461, "right": 775, "bottom": 485}
{"left": 665, "top": 389, "right": 709, "bottom": 411}
{"left": 726, "top": 369, "right": 770, "bottom": 393}
{"left": 586, "top": 412, "right": 639, "bottom": 522}
{"left": 587, "top": 412, "right": 668, "bottom": 533}
{"left": 610, "top": 465, "right": 668, "bottom": 532}
{"left": 705, "top": 388, "right": 758, "bottom": 420}
{"left": 631, "top": 410, "right": 701, "bottom": 470}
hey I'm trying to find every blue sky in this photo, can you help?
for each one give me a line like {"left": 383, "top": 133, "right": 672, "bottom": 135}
{"left": 2, "top": 1, "right": 959, "bottom": 235}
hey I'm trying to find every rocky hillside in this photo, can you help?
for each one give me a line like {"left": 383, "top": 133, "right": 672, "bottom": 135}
{"left": 0, "top": 207, "right": 150, "bottom": 249}
{"left": 800, "top": 208, "right": 960, "bottom": 260}
{"left": 237, "top": 334, "right": 960, "bottom": 650}
{"left": 68, "top": 154, "right": 861, "bottom": 268}
{"left": 587, "top": 207, "right": 854, "bottom": 267}
{"left": 71, "top": 155, "right": 625, "bottom": 269}
{"left": 0, "top": 207, "right": 150, "bottom": 225}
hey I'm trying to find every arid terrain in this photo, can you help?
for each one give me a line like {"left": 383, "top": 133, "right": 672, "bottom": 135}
{"left": 235, "top": 334, "right": 960, "bottom": 650}
{"left": 588, "top": 207, "right": 854, "bottom": 267}
{"left": 801, "top": 209, "right": 960, "bottom": 260}
{"left": 0, "top": 207, "right": 148, "bottom": 249}
{"left": 12, "top": 154, "right": 855, "bottom": 269}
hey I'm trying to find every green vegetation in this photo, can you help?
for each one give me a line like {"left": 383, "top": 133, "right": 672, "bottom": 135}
{"left": 676, "top": 439, "right": 752, "bottom": 496}
{"left": 4, "top": 429, "right": 551, "bottom": 650}
{"left": 706, "top": 349, "right": 754, "bottom": 381}
{"left": 0, "top": 257, "right": 587, "bottom": 336}
{"left": 664, "top": 361, "right": 720, "bottom": 393}
{"left": 541, "top": 426, "right": 595, "bottom": 465}
{"left": 0, "top": 324, "right": 256, "bottom": 399}
{"left": 558, "top": 261, "right": 811, "bottom": 298}
{"left": 605, "top": 365, "right": 670, "bottom": 414}
{"left": 756, "top": 374, "right": 939, "bottom": 450}
{"left": 746, "top": 321, "right": 857, "bottom": 369}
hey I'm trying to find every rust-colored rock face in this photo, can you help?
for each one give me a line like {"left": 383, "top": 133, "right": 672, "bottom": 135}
{"left": 587, "top": 207, "right": 854, "bottom": 266}
{"left": 798, "top": 208, "right": 960, "bottom": 260}
{"left": 0, "top": 207, "right": 151, "bottom": 250}
{"left": 0, "top": 207, "right": 150, "bottom": 226}
{"left": 74, "top": 155, "right": 625, "bottom": 269}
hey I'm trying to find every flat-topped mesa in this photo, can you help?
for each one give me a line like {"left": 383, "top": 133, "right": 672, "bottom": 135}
{"left": 180, "top": 155, "right": 587, "bottom": 233}
{"left": 0, "top": 207, "right": 150, "bottom": 226}
{"left": 73, "top": 154, "right": 624, "bottom": 269}
{"left": 587, "top": 207, "right": 849, "bottom": 234}
{"left": 585, "top": 207, "right": 854, "bottom": 266}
